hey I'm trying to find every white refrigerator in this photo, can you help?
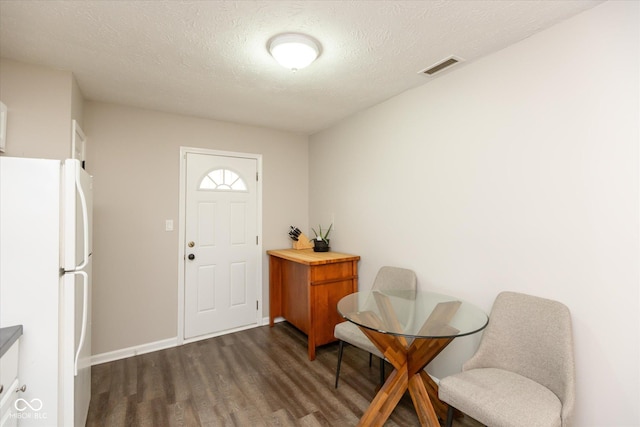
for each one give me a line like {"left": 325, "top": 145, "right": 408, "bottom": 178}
{"left": 0, "top": 157, "right": 92, "bottom": 427}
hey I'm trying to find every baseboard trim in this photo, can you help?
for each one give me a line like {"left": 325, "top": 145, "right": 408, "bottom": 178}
{"left": 91, "top": 337, "right": 178, "bottom": 366}
{"left": 91, "top": 317, "right": 287, "bottom": 366}
{"left": 182, "top": 322, "right": 261, "bottom": 345}
{"left": 264, "top": 316, "right": 285, "bottom": 324}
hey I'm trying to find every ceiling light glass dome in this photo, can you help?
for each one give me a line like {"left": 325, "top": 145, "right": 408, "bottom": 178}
{"left": 269, "top": 33, "right": 321, "bottom": 72}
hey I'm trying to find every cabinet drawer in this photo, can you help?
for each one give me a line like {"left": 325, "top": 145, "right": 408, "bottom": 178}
{"left": 0, "top": 341, "right": 19, "bottom": 405}
{"left": 310, "top": 262, "right": 356, "bottom": 284}
{"left": 0, "top": 378, "right": 18, "bottom": 427}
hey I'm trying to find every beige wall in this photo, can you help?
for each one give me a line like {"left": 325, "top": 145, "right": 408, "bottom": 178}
{"left": 84, "top": 101, "right": 308, "bottom": 355}
{"left": 309, "top": 2, "right": 639, "bottom": 426}
{"left": 0, "top": 58, "right": 79, "bottom": 159}
{"left": 0, "top": 57, "right": 309, "bottom": 357}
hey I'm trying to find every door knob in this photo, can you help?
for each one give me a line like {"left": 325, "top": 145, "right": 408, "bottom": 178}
{"left": 188, "top": 254, "right": 195, "bottom": 260}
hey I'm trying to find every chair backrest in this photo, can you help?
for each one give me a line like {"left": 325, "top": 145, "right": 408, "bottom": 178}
{"left": 464, "top": 291, "right": 575, "bottom": 425}
{"left": 371, "top": 266, "right": 417, "bottom": 292}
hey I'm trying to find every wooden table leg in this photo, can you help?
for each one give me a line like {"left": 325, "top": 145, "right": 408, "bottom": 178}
{"left": 420, "top": 370, "right": 449, "bottom": 422}
{"left": 408, "top": 373, "right": 440, "bottom": 426}
{"left": 408, "top": 337, "right": 454, "bottom": 422}
{"left": 354, "top": 330, "right": 448, "bottom": 427}
{"left": 357, "top": 365, "right": 409, "bottom": 427}
{"left": 350, "top": 304, "right": 460, "bottom": 427}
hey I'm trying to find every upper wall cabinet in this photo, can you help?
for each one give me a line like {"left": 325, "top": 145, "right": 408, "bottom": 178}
{"left": 0, "top": 101, "right": 7, "bottom": 153}
{"left": 72, "top": 120, "right": 86, "bottom": 168}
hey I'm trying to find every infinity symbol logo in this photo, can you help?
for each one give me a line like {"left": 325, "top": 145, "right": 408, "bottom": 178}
{"left": 15, "top": 398, "right": 43, "bottom": 412}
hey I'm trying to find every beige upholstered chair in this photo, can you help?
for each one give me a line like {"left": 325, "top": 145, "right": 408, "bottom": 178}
{"left": 438, "top": 291, "right": 575, "bottom": 427}
{"left": 333, "top": 266, "right": 417, "bottom": 388}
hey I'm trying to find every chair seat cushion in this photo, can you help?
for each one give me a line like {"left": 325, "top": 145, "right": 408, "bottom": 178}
{"left": 438, "top": 368, "right": 562, "bottom": 427}
{"left": 334, "top": 321, "right": 384, "bottom": 359}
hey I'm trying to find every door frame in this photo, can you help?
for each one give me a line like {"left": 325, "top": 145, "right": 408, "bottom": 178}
{"left": 177, "top": 146, "right": 263, "bottom": 345}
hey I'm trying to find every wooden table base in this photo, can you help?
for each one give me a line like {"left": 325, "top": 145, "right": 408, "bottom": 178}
{"left": 350, "top": 295, "right": 462, "bottom": 427}
{"left": 357, "top": 328, "right": 452, "bottom": 426}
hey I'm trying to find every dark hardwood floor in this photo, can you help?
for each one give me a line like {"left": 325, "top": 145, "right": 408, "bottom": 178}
{"left": 87, "top": 322, "right": 482, "bottom": 426}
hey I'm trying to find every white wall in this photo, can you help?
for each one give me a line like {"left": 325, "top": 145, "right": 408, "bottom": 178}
{"left": 309, "top": 2, "right": 639, "bottom": 426}
{"left": 84, "top": 101, "right": 308, "bottom": 355}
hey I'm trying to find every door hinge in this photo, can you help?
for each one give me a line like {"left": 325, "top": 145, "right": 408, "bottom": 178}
{"left": 256, "top": 236, "right": 258, "bottom": 245}
{"left": 256, "top": 171, "right": 259, "bottom": 181}
{"left": 256, "top": 301, "right": 259, "bottom": 310}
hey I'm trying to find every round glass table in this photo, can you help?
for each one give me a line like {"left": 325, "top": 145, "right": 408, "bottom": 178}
{"left": 337, "top": 290, "right": 488, "bottom": 427}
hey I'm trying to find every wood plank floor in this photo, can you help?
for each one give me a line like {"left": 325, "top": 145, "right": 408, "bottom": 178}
{"left": 87, "top": 322, "right": 483, "bottom": 426}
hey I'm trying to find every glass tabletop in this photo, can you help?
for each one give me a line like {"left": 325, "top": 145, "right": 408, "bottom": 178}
{"left": 337, "top": 290, "right": 489, "bottom": 339}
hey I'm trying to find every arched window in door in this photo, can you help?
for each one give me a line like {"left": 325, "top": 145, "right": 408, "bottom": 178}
{"left": 199, "top": 168, "right": 248, "bottom": 191}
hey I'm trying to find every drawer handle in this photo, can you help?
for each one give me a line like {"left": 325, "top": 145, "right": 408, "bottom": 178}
{"left": 16, "top": 385, "right": 26, "bottom": 393}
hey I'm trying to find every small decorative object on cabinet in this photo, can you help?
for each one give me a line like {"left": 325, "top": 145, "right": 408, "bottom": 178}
{"left": 288, "top": 225, "right": 314, "bottom": 250}
{"left": 311, "top": 223, "right": 332, "bottom": 252}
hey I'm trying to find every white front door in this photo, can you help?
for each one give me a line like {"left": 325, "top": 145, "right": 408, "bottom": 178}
{"left": 184, "top": 152, "right": 259, "bottom": 339}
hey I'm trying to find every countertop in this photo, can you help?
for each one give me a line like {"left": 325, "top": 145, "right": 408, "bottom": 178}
{"left": 0, "top": 325, "right": 23, "bottom": 358}
{"left": 266, "top": 248, "right": 360, "bottom": 265}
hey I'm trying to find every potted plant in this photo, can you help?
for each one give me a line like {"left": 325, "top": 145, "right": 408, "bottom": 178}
{"left": 311, "top": 224, "right": 332, "bottom": 252}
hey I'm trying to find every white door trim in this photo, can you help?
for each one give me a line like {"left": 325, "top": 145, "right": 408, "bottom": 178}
{"left": 177, "top": 146, "right": 263, "bottom": 345}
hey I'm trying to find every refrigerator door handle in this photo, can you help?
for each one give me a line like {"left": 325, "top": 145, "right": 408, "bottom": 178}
{"left": 70, "top": 270, "right": 89, "bottom": 376}
{"left": 74, "top": 164, "right": 90, "bottom": 271}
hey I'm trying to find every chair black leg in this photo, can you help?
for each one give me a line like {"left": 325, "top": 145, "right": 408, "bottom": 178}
{"left": 446, "top": 405, "right": 454, "bottom": 427}
{"left": 335, "top": 340, "right": 345, "bottom": 388}
{"left": 379, "top": 357, "right": 385, "bottom": 386}
{"left": 369, "top": 352, "right": 372, "bottom": 367}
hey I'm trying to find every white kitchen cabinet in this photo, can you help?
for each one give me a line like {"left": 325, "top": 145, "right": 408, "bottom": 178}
{"left": 0, "top": 331, "right": 22, "bottom": 427}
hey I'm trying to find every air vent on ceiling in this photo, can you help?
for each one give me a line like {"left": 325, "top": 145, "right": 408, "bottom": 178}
{"left": 419, "top": 55, "right": 464, "bottom": 76}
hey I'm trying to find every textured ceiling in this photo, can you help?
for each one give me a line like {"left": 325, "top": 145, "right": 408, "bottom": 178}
{"left": 0, "top": 0, "right": 603, "bottom": 134}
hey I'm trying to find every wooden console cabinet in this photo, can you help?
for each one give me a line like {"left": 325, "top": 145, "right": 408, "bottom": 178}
{"left": 268, "top": 248, "right": 360, "bottom": 360}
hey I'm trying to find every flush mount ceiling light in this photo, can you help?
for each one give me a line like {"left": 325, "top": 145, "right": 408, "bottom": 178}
{"left": 268, "top": 33, "right": 321, "bottom": 72}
